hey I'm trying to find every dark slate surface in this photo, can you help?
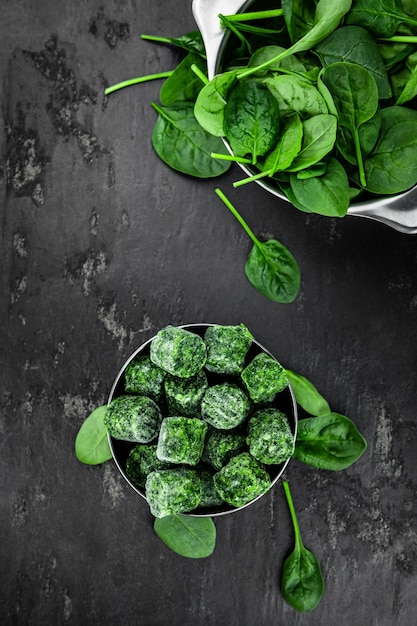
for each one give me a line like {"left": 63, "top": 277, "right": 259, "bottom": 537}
{"left": 2, "top": 1, "right": 417, "bottom": 625}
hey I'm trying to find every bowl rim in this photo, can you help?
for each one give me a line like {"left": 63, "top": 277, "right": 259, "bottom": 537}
{"left": 107, "top": 322, "right": 298, "bottom": 518}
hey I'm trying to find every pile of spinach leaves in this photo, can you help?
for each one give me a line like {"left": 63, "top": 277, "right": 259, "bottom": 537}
{"left": 76, "top": 368, "right": 366, "bottom": 613}
{"left": 106, "top": 0, "right": 417, "bottom": 218}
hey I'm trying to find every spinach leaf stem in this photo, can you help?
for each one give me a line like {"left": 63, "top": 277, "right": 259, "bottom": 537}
{"left": 105, "top": 71, "right": 173, "bottom": 95}
{"left": 214, "top": 188, "right": 260, "bottom": 247}
{"left": 220, "top": 9, "right": 284, "bottom": 22}
{"left": 283, "top": 480, "right": 303, "bottom": 551}
{"left": 211, "top": 153, "right": 252, "bottom": 164}
{"left": 190, "top": 63, "right": 209, "bottom": 85}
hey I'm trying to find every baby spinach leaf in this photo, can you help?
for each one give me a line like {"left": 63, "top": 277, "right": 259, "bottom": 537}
{"left": 336, "top": 109, "right": 381, "bottom": 166}
{"left": 289, "top": 157, "right": 350, "bottom": 217}
{"left": 315, "top": 25, "right": 392, "bottom": 99}
{"left": 286, "top": 370, "right": 331, "bottom": 416}
{"left": 294, "top": 413, "right": 367, "bottom": 470}
{"left": 141, "top": 31, "right": 206, "bottom": 57}
{"left": 154, "top": 514, "right": 216, "bottom": 558}
{"left": 346, "top": 0, "right": 417, "bottom": 37}
{"left": 282, "top": 0, "right": 316, "bottom": 43}
{"left": 265, "top": 75, "right": 328, "bottom": 118}
{"left": 362, "top": 105, "right": 417, "bottom": 193}
{"left": 396, "top": 64, "right": 417, "bottom": 104}
{"left": 286, "top": 114, "right": 337, "bottom": 171}
{"left": 75, "top": 406, "right": 112, "bottom": 465}
{"left": 264, "top": 113, "right": 303, "bottom": 173}
{"left": 194, "top": 71, "right": 237, "bottom": 136}
{"left": 248, "top": 45, "right": 309, "bottom": 77}
{"left": 321, "top": 62, "right": 379, "bottom": 186}
{"left": 160, "top": 52, "right": 207, "bottom": 106}
{"left": 215, "top": 188, "right": 300, "bottom": 303}
{"left": 224, "top": 79, "right": 281, "bottom": 163}
{"left": 151, "top": 102, "right": 231, "bottom": 178}
{"left": 281, "top": 480, "right": 325, "bottom": 613}
{"left": 238, "top": 0, "right": 353, "bottom": 79}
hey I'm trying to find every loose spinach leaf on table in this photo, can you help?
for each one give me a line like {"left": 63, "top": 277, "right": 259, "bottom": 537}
{"left": 286, "top": 370, "right": 331, "bottom": 416}
{"left": 346, "top": 0, "right": 417, "bottom": 38}
{"left": 215, "top": 188, "right": 301, "bottom": 303}
{"left": 281, "top": 480, "right": 325, "bottom": 613}
{"left": 294, "top": 412, "right": 367, "bottom": 470}
{"left": 151, "top": 102, "right": 231, "bottom": 178}
{"left": 75, "top": 406, "right": 112, "bottom": 465}
{"left": 154, "top": 514, "right": 216, "bottom": 558}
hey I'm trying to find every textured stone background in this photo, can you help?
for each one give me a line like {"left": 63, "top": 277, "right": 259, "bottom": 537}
{"left": 1, "top": 1, "right": 417, "bottom": 624}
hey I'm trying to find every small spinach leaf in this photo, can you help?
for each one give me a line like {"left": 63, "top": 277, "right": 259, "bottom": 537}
{"left": 265, "top": 75, "right": 328, "bottom": 118}
{"left": 286, "top": 114, "right": 337, "bottom": 171}
{"left": 194, "top": 71, "right": 237, "bottom": 136}
{"left": 281, "top": 480, "right": 325, "bottom": 613}
{"left": 160, "top": 52, "right": 207, "bottom": 105}
{"left": 141, "top": 31, "right": 206, "bottom": 57}
{"left": 215, "top": 188, "right": 300, "bottom": 303}
{"left": 154, "top": 514, "right": 216, "bottom": 558}
{"left": 293, "top": 413, "right": 367, "bottom": 470}
{"left": 151, "top": 102, "right": 231, "bottom": 178}
{"left": 75, "top": 406, "right": 112, "bottom": 465}
{"left": 286, "top": 370, "right": 331, "bottom": 416}
{"left": 264, "top": 113, "right": 303, "bottom": 173}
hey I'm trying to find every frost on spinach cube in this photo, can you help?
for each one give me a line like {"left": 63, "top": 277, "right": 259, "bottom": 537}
{"left": 150, "top": 325, "right": 207, "bottom": 378}
{"left": 125, "top": 444, "right": 169, "bottom": 488}
{"left": 198, "top": 469, "right": 224, "bottom": 508}
{"left": 213, "top": 452, "right": 271, "bottom": 508}
{"left": 247, "top": 408, "right": 294, "bottom": 465}
{"left": 204, "top": 324, "right": 253, "bottom": 375}
{"left": 241, "top": 352, "right": 288, "bottom": 403}
{"left": 164, "top": 370, "right": 208, "bottom": 417}
{"left": 124, "top": 355, "right": 166, "bottom": 401}
{"left": 201, "top": 383, "right": 251, "bottom": 430}
{"left": 145, "top": 468, "right": 201, "bottom": 518}
{"left": 156, "top": 416, "right": 208, "bottom": 465}
{"left": 202, "top": 428, "right": 246, "bottom": 470}
{"left": 104, "top": 395, "right": 162, "bottom": 443}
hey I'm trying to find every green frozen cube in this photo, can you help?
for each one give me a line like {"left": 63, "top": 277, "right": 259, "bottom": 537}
{"left": 241, "top": 352, "right": 288, "bottom": 403}
{"left": 150, "top": 326, "right": 207, "bottom": 378}
{"left": 156, "top": 416, "right": 208, "bottom": 465}
{"left": 105, "top": 395, "right": 162, "bottom": 443}
{"left": 124, "top": 355, "right": 166, "bottom": 401}
{"left": 125, "top": 444, "right": 170, "bottom": 488}
{"left": 213, "top": 452, "right": 271, "bottom": 508}
{"left": 201, "top": 383, "right": 251, "bottom": 430}
{"left": 247, "top": 408, "right": 294, "bottom": 464}
{"left": 198, "top": 469, "right": 224, "bottom": 508}
{"left": 202, "top": 428, "right": 246, "bottom": 470}
{"left": 164, "top": 370, "right": 208, "bottom": 417}
{"left": 204, "top": 324, "right": 253, "bottom": 375}
{"left": 145, "top": 468, "right": 201, "bottom": 518}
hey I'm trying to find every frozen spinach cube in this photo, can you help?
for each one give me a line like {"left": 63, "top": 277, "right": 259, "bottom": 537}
{"left": 198, "top": 469, "right": 224, "bottom": 508}
{"left": 164, "top": 370, "right": 208, "bottom": 417}
{"left": 241, "top": 352, "right": 288, "bottom": 403}
{"left": 213, "top": 452, "right": 271, "bottom": 508}
{"left": 124, "top": 355, "right": 166, "bottom": 401}
{"left": 105, "top": 395, "right": 162, "bottom": 443}
{"left": 204, "top": 324, "right": 253, "bottom": 375}
{"left": 125, "top": 444, "right": 169, "bottom": 488}
{"left": 247, "top": 408, "right": 294, "bottom": 465}
{"left": 145, "top": 468, "right": 201, "bottom": 518}
{"left": 201, "top": 383, "right": 251, "bottom": 430}
{"left": 202, "top": 428, "right": 246, "bottom": 470}
{"left": 150, "top": 325, "right": 206, "bottom": 378}
{"left": 156, "top": 416, "right": 208, "bottom": 465}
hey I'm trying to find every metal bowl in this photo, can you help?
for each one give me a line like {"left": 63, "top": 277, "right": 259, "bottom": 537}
{"left": 192, "top": 0, "right": 417, "bottom": 234}
{"left": 107, "top": 323, "right": 298, "bottom": 517}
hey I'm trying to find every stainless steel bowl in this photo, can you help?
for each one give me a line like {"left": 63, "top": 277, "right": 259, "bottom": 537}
{"left": 192, "top": 0, "right": 417, "bottom": 234}
{"left": 107, "top": 323, "right": 298, "bottom": 517}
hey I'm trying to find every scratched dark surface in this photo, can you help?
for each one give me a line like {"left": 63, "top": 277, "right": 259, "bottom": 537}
{"left": 1, "top": 1, "right": 417, "bottom": 625}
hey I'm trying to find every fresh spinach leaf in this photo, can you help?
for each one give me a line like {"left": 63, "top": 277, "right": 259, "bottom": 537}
{"left": 286, "top": 114, "right": 337, "bottom": 171}
{"left": 265, "top": 75, "right": 328, "bottom": 118}
{"left": 224, "top": 79, "right": 281, "bottom": 164}
{"left": 362, "top": 105, "right": 417, "bottom": 193}
{"left": 396, "top": 64, "right": 417, "bottom": 104}
{"left": 346, "top": 0, "right": 417, "bottom": 37}
{"left": 282, "top": 0, "right": 316, "bottom": 43}
{"left": 215, "top": 188, "right": 300, "bottom": 303}
{"left": 321, "top": 62, "right": 379, "bottom": 186}
{"left": 154, "top": 514, "right": 216, "bottom": 558}
{"left": 194, "top": 71, "right": 237, "bottom": 136}
{"left": 336, "top": 109, "right": 381, "bottom": 166}
{"left": 289, "top": 158, "right": 350, "bottom": 217}
{"left": 293, "top": 413, "right": 367, "bottom": 470}
{"left": 141, "top": 31, "right": 206, "bottom": 57}
{"left": 281, "top": 480, "right": 325, "bottom": 613}
{"left": 151, "top": 102, "right": 231, "bottom": 178}
{"left": 286, "top": 370, "right": 331, "bottom": 416}
{"left": 248, "top": 45, "right": 309, "bottom": 77}
{"left": 264, "top": 113, "right": 303, "bottom": 173}
{"left": 160, "top": 52, "right": 207, "bottom": 105}
{"left": 75, "top": 406, "right": 112, "bottom": 465}
{"left": 315, "top": 25, "right": 392, "bottom": 99}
